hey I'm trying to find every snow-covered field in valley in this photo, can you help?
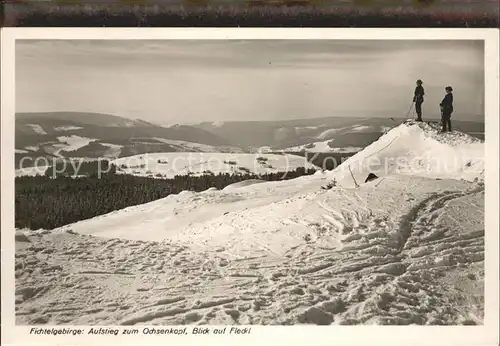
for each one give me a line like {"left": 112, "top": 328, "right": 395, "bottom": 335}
{"left": 54, "top": 125, "right": 84, "bottom": 132}
{"left": 113, "top": 153, "right": 318, "bottom": 178}
{"left": 52, "top": 135, "right": 98, "bottom": 156}
{"left": 282, "top": 140, "right": 362, "bottom": 153}
{"left": 15, "top": 166, "right": 49, "bottom": 177}
{"left": 100, "top": 143, "right": 124, "bottom": 158}
{"left": 15, "top": 121, "right": 486, "bottom": 326}
{"left": 152, "top": 138, "right": 243, "bottom": 154}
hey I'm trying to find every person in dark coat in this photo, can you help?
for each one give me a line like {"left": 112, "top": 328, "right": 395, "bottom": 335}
{"left": 440, "top": 86, "right": 454, "bottom": 132}
{"left": 413, "top": 79, "right": 425, "bottom": 122}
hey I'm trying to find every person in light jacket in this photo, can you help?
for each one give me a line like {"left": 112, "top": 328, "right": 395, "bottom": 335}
{"left": 440, "top": 86, "right": 454, "bottom": 132}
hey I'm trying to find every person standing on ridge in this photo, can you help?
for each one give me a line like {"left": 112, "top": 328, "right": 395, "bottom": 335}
{"left": 413, "top": 79, "right": 425, "bottom": 122}
{"left": 440, "top": 86, "right": 454, "bottom": 132}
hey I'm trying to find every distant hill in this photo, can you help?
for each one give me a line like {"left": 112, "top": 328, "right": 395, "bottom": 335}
{"left": 15, "top": 112, "right": 484, "bottom": 170}
{"left": 195, "top": 116, "right": 485, "bottom": 151}
{"left": 16, "top": 112, "right": 231, "bottom": 145}
{"left": 15, "top": 112, "right": 240, "bottom": 168}
{"left": 16, "top": 112, "right": 158, "bottom": 128}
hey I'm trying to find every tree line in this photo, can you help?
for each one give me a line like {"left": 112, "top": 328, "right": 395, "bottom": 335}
{"left": 16, "top": 166, "right": 317, "bottom": 230}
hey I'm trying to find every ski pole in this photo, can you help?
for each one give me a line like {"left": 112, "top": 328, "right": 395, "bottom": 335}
{"left": 405, "top": 101, "right": 414, "bottom": 118}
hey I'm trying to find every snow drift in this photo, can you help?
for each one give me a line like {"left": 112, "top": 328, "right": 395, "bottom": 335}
{"left": 326, "top": 120, "right": 484, "bottom": 187}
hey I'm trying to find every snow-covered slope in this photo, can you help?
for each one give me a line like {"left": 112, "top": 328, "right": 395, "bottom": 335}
{"left": 326, "top": 120, "right": 484, "bottom": 187}
{"left": 53, "top": 135, "right": 97, "bottom": 156}
{"left": 25, "top": 124, "right": 47, "bottom": 135}
{"left": 16, "top": 135, "right": 98, "bottom": 160}
{"left": 100, "top": 143, "right": 124, "bottom": 158}
{"left": 16, "top": 175, "right": 484, "bottom": 326}
{"left": 15, "top": 121, "right": 486, "bottom": 326}
{"left": 317, "top": 127, "right": 348, "bottom": 140}
{"left": 15, "top": 165, "right": 49, "bottom": 177}
{"left": 53, "top": 125, "right": 84, "bottom": 132}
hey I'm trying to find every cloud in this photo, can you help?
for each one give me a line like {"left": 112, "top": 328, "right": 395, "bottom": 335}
{"left": 16, "top": 40, "right": 484, "bottom": 123}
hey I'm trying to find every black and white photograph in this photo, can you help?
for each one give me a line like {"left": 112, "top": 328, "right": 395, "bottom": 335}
{"left": 1, "top": 29, "right": 499, "bottom": 345}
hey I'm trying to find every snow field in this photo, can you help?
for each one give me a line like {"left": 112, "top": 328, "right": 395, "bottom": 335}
{"left": 54, "top": 135, "right": 98, "bottom": 156}
{"left": 282, "top": 140, "right": 362, "bottom": 153}
{"left": 15, "top": 175, "right": 484, "bottom": 325}
{"left": 54, "top": 126, "right": 84, "bottom": 131}
{"left": 113, "top": 152, "right": 319, "bottom": 179}
{"left": 26, "top": 124, "right": 47, "bottom": 135}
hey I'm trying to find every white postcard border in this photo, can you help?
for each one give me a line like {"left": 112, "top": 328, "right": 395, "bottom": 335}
{"left": 1, "top": 27, "right": 499, "bottom": 346}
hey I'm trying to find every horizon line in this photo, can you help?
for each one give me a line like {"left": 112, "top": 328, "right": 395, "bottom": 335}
{"left": 14, "top": 111, "right": 486, "bottom": 126}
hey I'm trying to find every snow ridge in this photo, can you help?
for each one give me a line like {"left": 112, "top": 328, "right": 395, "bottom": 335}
{"left": 326, "top": 120, "right": 484, "bottom": 187}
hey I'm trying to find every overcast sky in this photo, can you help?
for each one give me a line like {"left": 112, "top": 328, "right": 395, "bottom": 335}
{"left": 16, "top": 40, "right": 484, "bottom": 124}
